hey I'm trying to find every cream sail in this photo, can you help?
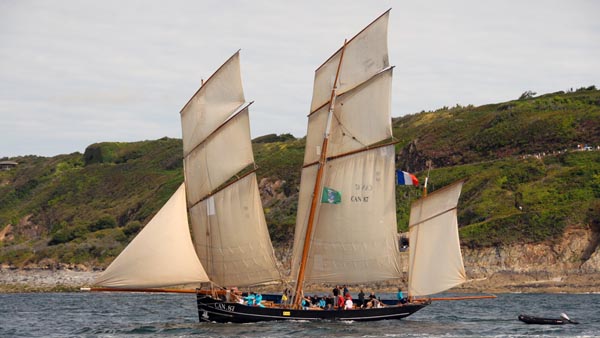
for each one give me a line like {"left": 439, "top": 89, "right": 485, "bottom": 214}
{"left": 94, "top": 51, "right": 280, "bottom": 289}
{"left": 93, "top": 11, "right": 478, "bottom": 324}
{"left": 291, "top": 9, "right": 468, "bottom": 298}
{"left": 310, "top": 10, "right": 390, "bottom": 113}
{"left": 408, "top": 180, "right": 468, "bottom": 297}
{"left": 94, "top": 184, "right": 209, "bottom": 288}
{"left": 291, "top": 10, "right": 403, "bottom": 286}
{"left": 180, "top": 51, "right": 280, "bottom": 288}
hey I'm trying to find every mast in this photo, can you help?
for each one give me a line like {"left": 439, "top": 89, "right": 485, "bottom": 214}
{"left": 290, "top": 9, "right": 398, "bottom": 293}
{"left": 423, "top": 160, "right": 432, "bottom": 197}
{"left": 293, "top": 40, "right": 348, "bottom": 307}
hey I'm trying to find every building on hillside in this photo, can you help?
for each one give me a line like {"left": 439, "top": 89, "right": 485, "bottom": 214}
{"left": 0, "top": 161, "right": 18, "bottom": 171}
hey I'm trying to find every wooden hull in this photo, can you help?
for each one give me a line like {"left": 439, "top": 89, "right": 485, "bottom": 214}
{"left": 196, "top": 294, "right": 429, "bottom": 323}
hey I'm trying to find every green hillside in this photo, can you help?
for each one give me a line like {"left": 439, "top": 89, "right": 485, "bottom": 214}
{"left": 0, "top": 138, "right": 184, "bottom": 265}
{"left": 394, "top": 86, "right": 600, "bottom": 171}
{"left": 0, "top": 87, "right": 599, "bottom": 267}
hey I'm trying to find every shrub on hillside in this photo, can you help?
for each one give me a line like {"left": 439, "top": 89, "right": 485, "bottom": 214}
{"left": 48, "top": 225, "right": 87, "bottom": 245}
{"left": 88, "top": 216, "right": 117, "bottom": 232}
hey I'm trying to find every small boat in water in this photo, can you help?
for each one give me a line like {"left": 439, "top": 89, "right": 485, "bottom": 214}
{"left": 518, "top": 313, "right": 579, "bottom": 325}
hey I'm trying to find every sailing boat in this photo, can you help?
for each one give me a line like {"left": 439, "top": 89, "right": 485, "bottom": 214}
{"left": 195, "top": 10, "right": 470, "bottom": 322}
{"left": 91, "top": 51, "right": 281, "bottom": 292}
{"left": 89, "top": 10, "right": 473, "bottom": 323}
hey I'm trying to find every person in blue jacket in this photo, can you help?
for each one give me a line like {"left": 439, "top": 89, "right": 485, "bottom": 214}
{"left": 255, "top": 293, "right": 265, "bottom": 308}
{"left": 244, "top": 292, "right": 256, "bottom": 306}
{"left": 397, "top": 288, "right": 406, "bottom": 304}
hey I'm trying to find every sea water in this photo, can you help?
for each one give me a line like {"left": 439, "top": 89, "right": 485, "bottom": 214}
{"left": 0, "top": 292, "right": 598, "bottom": 337}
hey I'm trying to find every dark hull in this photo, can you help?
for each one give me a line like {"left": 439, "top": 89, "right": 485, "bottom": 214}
{"left": 518, "top": 314, "right": 578, "bottom": 325}
{"left": 197, "top": 294, "right": 429, "bottom": 323}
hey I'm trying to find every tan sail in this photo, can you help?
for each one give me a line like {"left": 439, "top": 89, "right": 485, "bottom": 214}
{"left": 304, "top": 68, "right": 393, "bottom": 165}
{"left": 408, "top": 180, "right": 467, "bottom": 296}
{"left": 189, "top": 172, "right": 281, "bottom": 287}
{"left": 183, "top": 107, "right": 254, "bottom": 205}
{"left": 292, "top": 146, "right": 402, "bottom": 284}
{"left": 181, "top": 52, "right": 280, "bottom": 287}
{"left": 94, "top": 184, "right": 209, "bottom": 288}
{"left": 310, "top": 10, "right": 390, "bottom": 112}
{"left": 180, "top": 51, "right": 245, "bottom": 157}
{"left": 291, "top": 11, "right": 397, "bottom": 287}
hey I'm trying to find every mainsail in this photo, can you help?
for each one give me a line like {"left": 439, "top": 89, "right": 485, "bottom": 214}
{"left": 291, "top": 10, "right": 403, "bottom": 286}
{"left": 408, "top": 180, "right": 468, "bottom": 296}
{"left": 94, "top": 184, "right": 209, "bottom": 288}
{"left": 180, "top": 51, "right": 281, "bottom": 287}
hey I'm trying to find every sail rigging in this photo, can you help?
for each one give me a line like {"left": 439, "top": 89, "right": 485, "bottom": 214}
{"left": 91, "top": 9, "right": 483, "bottom": 323}
{"left": 180, "top": 51, "right": 280, "bottom": 287}
{"left": 94, "top": 51, "right": 280, "bottom": 290}
{"left": 291, "top": 10, "right": 401, "bottom": 290}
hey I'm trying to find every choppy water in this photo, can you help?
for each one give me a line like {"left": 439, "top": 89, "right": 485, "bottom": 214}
{"left": 0, "top": 292, "right": 598, "bottom": 337}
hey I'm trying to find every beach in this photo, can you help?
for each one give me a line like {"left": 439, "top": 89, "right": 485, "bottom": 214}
{"left": 2, "top": 267, "right": 600, "bottom": 294}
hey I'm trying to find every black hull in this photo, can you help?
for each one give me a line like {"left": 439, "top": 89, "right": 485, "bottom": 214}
{"left": 196, "top": 295, "right": 429, "bottom": 323}
{"left": 518, "top": 314, "right": 579, "bottom": 325}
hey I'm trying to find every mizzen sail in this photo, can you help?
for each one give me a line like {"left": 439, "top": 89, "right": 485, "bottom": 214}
{"left": 408, "top": 180, "right": 467, "bottom": 296}
{"left": 94, "top": 184, "right": 209, "bottom": 288}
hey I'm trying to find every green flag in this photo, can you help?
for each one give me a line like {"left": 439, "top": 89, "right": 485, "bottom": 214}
{"left": 321, "top": 187, "right": 341, "bottom": 204}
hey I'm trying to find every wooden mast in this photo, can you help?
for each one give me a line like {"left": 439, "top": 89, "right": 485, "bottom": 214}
{"left": 293, "top": 39, "right": 348, "bottom": 307}
{"left": 423, "top": 160, "right": 432, "bottom": 197}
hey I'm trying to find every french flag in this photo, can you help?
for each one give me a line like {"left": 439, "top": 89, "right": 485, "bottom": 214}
{"left": 396, "top": 170, "right": 419, "bottom": 186}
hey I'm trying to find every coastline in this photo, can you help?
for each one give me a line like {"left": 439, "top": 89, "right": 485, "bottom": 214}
{"left": 0, "top": 268, "right": 97, "bottom": 293}
{"left": 1, "top": 268, "right": 599, "bottom": 294}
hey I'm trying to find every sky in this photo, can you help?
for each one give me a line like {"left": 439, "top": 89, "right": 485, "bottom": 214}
{"left": 1, "top": 0, "right": 599, "bottom": 157}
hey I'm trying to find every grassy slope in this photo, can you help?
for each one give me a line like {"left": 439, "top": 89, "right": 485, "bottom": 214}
{"left": 393, "top": 88, "right": 600, "bottom": 171}
{"left": 0, "top": 88, "right": 599, "bottom": 266}
{"left": 0, "top": 138, "right": 183, "bottom": 265}
{"left": 392, "top": 87, "right": 600, "bottom": 246}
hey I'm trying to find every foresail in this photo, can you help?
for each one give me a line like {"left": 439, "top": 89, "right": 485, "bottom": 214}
{"left": 180, "top": 51, "right": 245, "bottom": 157}
{"left": 292, "top": 146, "right": 402, "bottom": 284}
{"left": 408, "top": 180, "right": 467, "bottom": 297}
{"left": 93, "top": 184, "right": 209, "bottom": 288}
{"left": 189, "top": 173, "right": 281, "bottom": 287}
{"left": 310, "top": 10, "right": 389, "bottom": 113}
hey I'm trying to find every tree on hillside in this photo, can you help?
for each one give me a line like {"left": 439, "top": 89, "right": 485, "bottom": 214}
{"left": 518, "top": 90, "right": 537, "bottom": 100}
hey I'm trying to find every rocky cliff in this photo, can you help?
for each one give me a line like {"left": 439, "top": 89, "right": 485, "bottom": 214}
{"left": 458, "top": 225, "right": 600, "bottom": 292}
